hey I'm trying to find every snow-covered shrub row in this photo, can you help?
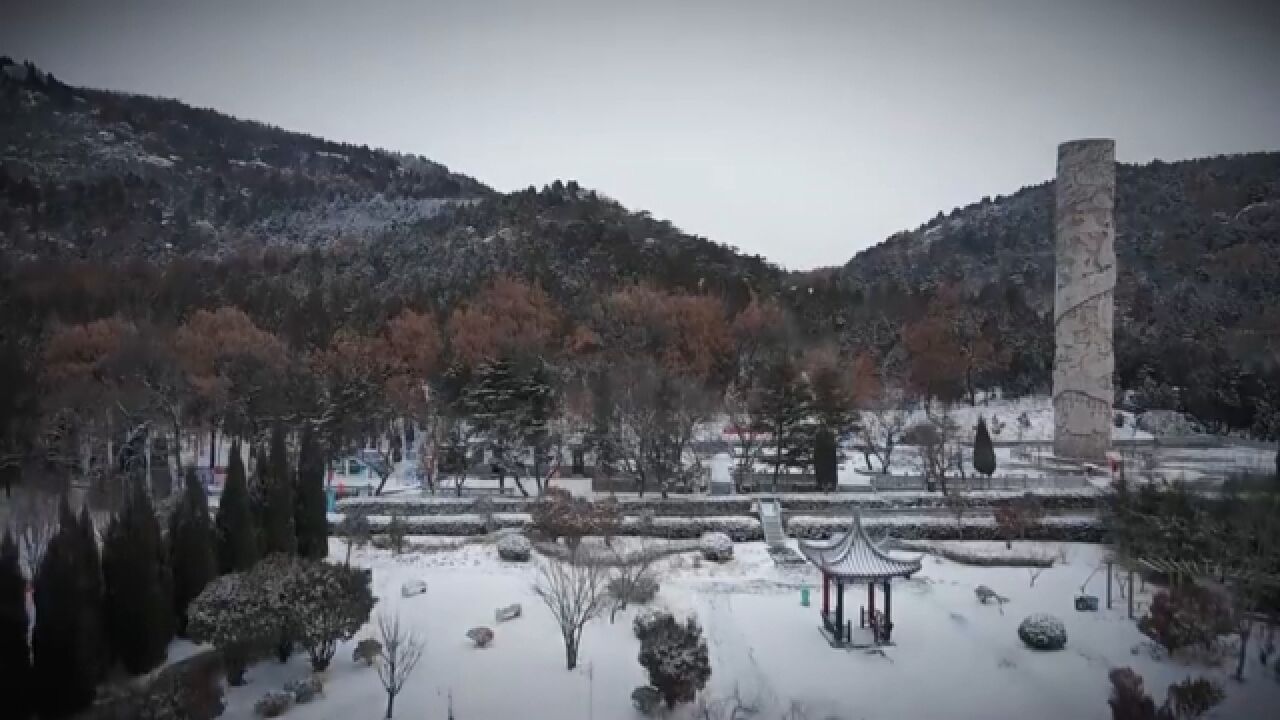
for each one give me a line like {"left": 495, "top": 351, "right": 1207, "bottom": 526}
{"left": 784, "top": 516, "right": 1104, "bottom": 543}
{"left": 337, "top": 488, "right": 1101, "bottom": 518}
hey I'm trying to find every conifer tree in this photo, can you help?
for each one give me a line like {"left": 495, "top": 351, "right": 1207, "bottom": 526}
{"left": 216, "top": 440, "right": 258, "bottom": 573}
{"left": 170, "top": 468, "right": 217, "bottom": 636}
{"left": 813, "top": 427, "right": 839, "bottom": 491}
{"left": 750, "top": 356, "right": 814, "bottom": 489}
{"left": 76, "top": 505, "right": 108, "bottom": 680}
{"left": 262, "top": 425, "right": 297, "bottom": 555}
{"left": 102, "top": 478, "right": 173, "bottom": 675}
{"left": 0, "top": 531, "right": 32, "bottom": 720}
{"left": 295, "top": 425, "right": 330, "bottom": 559}
{"left": 973, "top": 417, "right": 996, "bottom": 478}
{"left": 32, "top": 515, "right": 97, "bottom": 718}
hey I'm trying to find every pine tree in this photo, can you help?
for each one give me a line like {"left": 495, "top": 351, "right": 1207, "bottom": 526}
{"left": 262, "top": 425, "right": 297, "bottom": 555}
{"left": 973, "top": 417, "right": 996, "bottom": 478}
{"left": 170, "top": 468, "right": 217, "bottom": 636}
{"left": 295, "top": 425, "right": 330, "bottom": 560}
{"left": 32, "top": 515, "right": 96, "bottom": 718}
{"left": 76, "top": 505, "right": 108, "bottom": 681}
{"left": 750, "top": 357, "right": 814, "bottom": 489}
{"left": 1, "top": 531, "right": 33, "bottom": 720}
{"left": 102, "top": 478, "right": 173, "bottom": 675}
{"left": 814, "top": 427, "right": 838, "bottom": 491}
{"left": 216, "top": 440, "right": 258, "bottom": 573}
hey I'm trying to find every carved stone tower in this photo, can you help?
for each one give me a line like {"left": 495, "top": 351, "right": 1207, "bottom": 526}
{"left": 1052, "top": 139, "right": 1115, "bottom": 462}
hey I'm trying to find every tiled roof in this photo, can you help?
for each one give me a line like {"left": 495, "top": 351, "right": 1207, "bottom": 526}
{"left": 798, "top": 513, "right": 922, "bottom": 581}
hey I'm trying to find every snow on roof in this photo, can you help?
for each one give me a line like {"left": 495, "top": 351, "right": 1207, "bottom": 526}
{"left": 798, "top": 512, "right": 922, "bottom": 581}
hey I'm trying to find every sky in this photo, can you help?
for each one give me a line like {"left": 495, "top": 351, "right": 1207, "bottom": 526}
{"left": 3, "top": 0, "right": 1279, "bottom": 269}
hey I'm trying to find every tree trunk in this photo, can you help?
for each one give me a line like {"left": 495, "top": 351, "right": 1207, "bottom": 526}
{"left": 209, "top": 426, "right": 217, "bottom": 469}
{"left": 1236, "top": 621, "right": 1251, "bottom": 681}
{"left": 565, "top": 635, "right": 578, "bottom": 670}
{"left": 385, "top": 692, "right": 395, "bottom": 719}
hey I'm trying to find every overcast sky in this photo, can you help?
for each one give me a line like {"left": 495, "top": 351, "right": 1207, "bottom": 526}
{"left": 4, "top": 0, "right": 1279, "bottom": 269}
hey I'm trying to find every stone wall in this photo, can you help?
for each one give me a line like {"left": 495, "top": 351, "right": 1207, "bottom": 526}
{"left": 1053, "top": 138, "right": 1116, "bottom": 462}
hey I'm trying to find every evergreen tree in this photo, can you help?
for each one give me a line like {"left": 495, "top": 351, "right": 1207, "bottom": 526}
{"left": 813, "top": 427, "right": 838, "bottom": 491}
{"left": 1, "top": 531, "right": 33, "bottom": 720}
{"left": 32, "top": 516, "right": 96, "bottom": 718}
{"left": 750, "top": 357, "right": 814, "bottom": 489}
{"left": 102, "top": 478, "right": 173, "bottom": 675}
{"left": 262, "top": 425, "right": 297, "bottom": 555}
{"left": 295, "top": 425, "right": 330, "bottom": 560}
{"left": 76, "top": 505, "right": 108, "bottom": 681}
{"left": 973, "top": 417, "right": 996, "bottom": 478}
{"left": 170, "top": 468, "right": 217, "bottom": 636}
{"left": 216, "top": 440, "right": 258, "bottom": 573}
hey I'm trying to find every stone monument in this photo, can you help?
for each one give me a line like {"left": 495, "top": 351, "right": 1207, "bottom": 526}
{"left": 1052, "top": 139, "right": 1115, "bottom": 463}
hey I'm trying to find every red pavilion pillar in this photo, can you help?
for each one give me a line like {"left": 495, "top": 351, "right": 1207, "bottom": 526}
{"left": 822, "top": 572, "right": 830, "bottom": 618}
{"left": 883, "top": 579, "right": 892, "bottom": 643}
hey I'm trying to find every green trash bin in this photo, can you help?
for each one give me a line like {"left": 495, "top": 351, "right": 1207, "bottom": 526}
{"left": 800, "top": 586, "right": 810, "bottom": 607}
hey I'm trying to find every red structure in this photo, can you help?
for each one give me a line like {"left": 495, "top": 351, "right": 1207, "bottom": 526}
{"left": 800, "top": 513, "right": 922, "bottom": 647}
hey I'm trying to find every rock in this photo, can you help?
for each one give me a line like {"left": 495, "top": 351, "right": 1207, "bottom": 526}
{"left": 352, "top": 638, "right": 383, "bottom": 666}
{"left": 400, "top": 579, "right": 428, "bottom": 598}
{"left": 495, "top": 603, "right": 522, "bottom": 622}
{"left": 699, "top": 531, "right": 734, "bottom": 562}
{"left": 496, "top": 533, "right": 532, "bottom": 562}
{"left": 466, "top": 626, "right": 495, "bottom": 648}
{"left": 253, "top": 691, "right": 293, "bottom": 718}
{"left": 1018, "top": 613, "right": 1068, "bottom": 651}
{"left": 1074, "top": 595, "right": 1099, "bottom": 612}
{"left": 284, "top": 676, "right": 324, "bottom": 704}
{"left": 975, "top": 585, "right": 1008, "bottom": 605}
{"left": 631, "top": 685, "right": 663, "bottom": 716}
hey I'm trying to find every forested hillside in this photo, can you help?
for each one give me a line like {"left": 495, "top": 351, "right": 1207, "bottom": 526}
{"left": 1, "top": 55, "right": 1277, "bottom": 479}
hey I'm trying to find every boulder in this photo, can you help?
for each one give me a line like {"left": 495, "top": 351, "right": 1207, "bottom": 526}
{"left": 352, "top": 638, "right": 383, "bottom": 666}
{"left": 400, "top": 579, "right": 428, "bottom": 598}
{"left": 253, "top": 691, "right": 293, "bottom": 718}
{"left": 284, "top": 676, "right": 323, "bottom": 704}
{"left": 631, "top": 685, "right": 663, "bottom": 716}
{"left": 466, "top": 626, "right": 495, "bottom": 648}
{"left": 495, "top": 603, "right": 522, "bottom": 623}
{"left": 699, "top": 531, "right": 734, "bottom": 562}
{"left": 1018, "top": 613, "right": 1067, "bottom": 651}
{"left": 975, "top": 585, "right": 1008, "bottom": 605}
{"left": 496, "top": 533, "right": 532, "bottom": 562}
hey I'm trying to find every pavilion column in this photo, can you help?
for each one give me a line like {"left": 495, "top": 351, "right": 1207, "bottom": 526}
{"left": 835, "top": 582, "right": 845, "bottom": 643}
{"left": 822, "top": 572, "right": 830, "bottom": 618}
{"left": 868, "top": 582, "right": 875, "bottom": 624}
{"left": 883, "top": 580, "right": 892, "bottom": 643}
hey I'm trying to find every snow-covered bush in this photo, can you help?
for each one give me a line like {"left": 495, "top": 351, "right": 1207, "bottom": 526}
{"left": 385, "top": 512, "right": 408, "bottom": 554}
{"left": 466, "top": 626, "right": 494, "bottom": 648}
{"left": 253, "top": 691, "right": 293, "bottom": 718}
{"left": 281, "top": 561, "right": 376, "bottom": 671}
{"left": 186, "top": 573, "right": 277, "bottom": 685}
{"left": 636, "top": 611, "right": 712, "bottom": 710}
{"left": 633, "top": 609, "right": 665, "bottom": 639}
{"left": 497, "top": 533, "right": 532, "bottom": 562}
{"left": 530, "top": 488, "right": 621, "bottom": 546}
{"left": 284, "top": 675, "right": 324, "bottom": 704}
{"left": 631, "top": 686, "right": 663, "bottom": 716}
{"left": 352, "top": 638, "right": 382, "bottom": 666}
{"left": 699, "top": 532, "right": 733, "bottom": 562}
{"left": 1017, "top": 613, "right": 1067, "bottom": 651}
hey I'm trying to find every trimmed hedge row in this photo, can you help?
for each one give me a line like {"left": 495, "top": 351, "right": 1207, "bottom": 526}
{"left": 336, "top": 513, "right": 1103, "bottom": 543}
{"left": 338, "top": 488, "right": 1102, "bottom": 518}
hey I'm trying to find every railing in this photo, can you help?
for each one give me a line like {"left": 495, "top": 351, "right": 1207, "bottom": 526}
{"left": 870, "top": 474, "right": 1092, "bottom": 492}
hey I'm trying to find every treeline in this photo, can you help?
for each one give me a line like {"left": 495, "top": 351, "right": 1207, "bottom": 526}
{"left": 1, "top": 425, "right": 332, "bottom": 718}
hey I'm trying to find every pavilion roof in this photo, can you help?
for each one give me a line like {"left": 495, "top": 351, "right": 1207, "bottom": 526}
{"left": 798, "top": 513, "right": 922, "bottom": 581}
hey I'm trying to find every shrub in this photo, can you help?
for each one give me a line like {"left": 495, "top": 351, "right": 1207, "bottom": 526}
{"left": 633, "top": 609, "right": 664, "bottom": 640}
{"left": 186, "top": 574, "right": 276, "bottom": 685}
{"left": 253, "top": 690, "right": 293, "bottom": 718}
{"left": 530, "top": 488, "right": 621, "bottom": 546}
{"left": 385, "top": 513, "right": 408, "bottom": 555}
{"left": 277, "top": 561, "right": 375, "bottom": 671}
{"left": 631, "top": 686, "right": 663, "bottom": 716}
{"left": 699, "top": 532, "right": 733, "bottom": 562}
{"left": 993, "top": 495, "right": 1045, "bottom": 548}
{"left": 1108, "top": 667, "right": 1158, "bottom": 720}
{"left": 1106, "top": 667, "right": 1223, "bottom": 720}
{"left": 1017, "top": 613, "right": 1067, "bottom": 651}
{"left": 1137, "top": 584, "right": 1233, "bottom": 657}
{"left": 496, "top": 533, "right": 532, "bottom": 562}
{"left": 352, "top": 638, "right": 382, "bottom": 666}
{"left": 636, "top": 611, "right": 711, "bottom": 709}
{"left": 1163, "top": 677, "right": 1224, "bottom": 719}
{"left": 609, "top": 574, "right": 659, "bottom": 604}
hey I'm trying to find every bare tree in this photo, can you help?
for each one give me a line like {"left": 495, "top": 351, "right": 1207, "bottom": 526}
{"left": 608, "top": 538, "right": 659, "bottom": 623}
{"left": 855, "top": 385, "right": 907, "bottom": 474}
{"left": 9, "top": 490, "right": 58, "bottom": 579}
{"left": 534, "top": 548, "right": 611, "bottom": 670}
{"left": 374, "top": 612, "right": 425, "bottom": 719}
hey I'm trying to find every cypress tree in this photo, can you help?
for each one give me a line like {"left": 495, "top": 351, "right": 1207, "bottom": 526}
{"left": 102, "top": 478, "right": 173, "bottom": 675}
{"left": 170, "top": 468, "right": 217, "bottom": 636}
{"left": 973, "top": 417, "right": 997, "bottom": 478}
{"left": 1, "top": 531, "right": 32, "bottom": 720}
{"left": 262, "top": 425, "right": 296, "bottom": 555}
{"left": 216, "top": 440, "right": 258, "bottom": 573}
{"left": 32, "top": 516, "right": 96, "bottom": 718}
{"left": 813, "top": 427, "right": 838, "bottom": 491}
{"left": 76, "top": 505, "right": 108, "bottom": 681}
{"left": 295, "top": 425, "right": 329, "bottom": 560}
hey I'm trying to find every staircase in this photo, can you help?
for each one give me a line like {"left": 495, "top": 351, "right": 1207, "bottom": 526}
{"left": 758, "top": 499, "right": 787, "bottom": 549}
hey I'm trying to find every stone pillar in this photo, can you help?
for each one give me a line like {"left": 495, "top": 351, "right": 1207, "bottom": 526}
{"left": 1053, "top": 139, "right": 1116, "bottom": 462}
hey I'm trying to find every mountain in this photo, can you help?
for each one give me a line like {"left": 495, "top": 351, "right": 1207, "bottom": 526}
{"left": 2, "top": 58, "right": 1278, "bottom": 435}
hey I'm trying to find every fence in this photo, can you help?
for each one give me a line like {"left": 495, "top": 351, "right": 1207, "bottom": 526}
{"left": 870, "top": 474, "right": 1092, "bottom": 492}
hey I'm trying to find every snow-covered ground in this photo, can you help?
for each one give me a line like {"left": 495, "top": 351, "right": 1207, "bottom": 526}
{"left": 218, "top": 538, "right": 1278, "bottom": 720}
